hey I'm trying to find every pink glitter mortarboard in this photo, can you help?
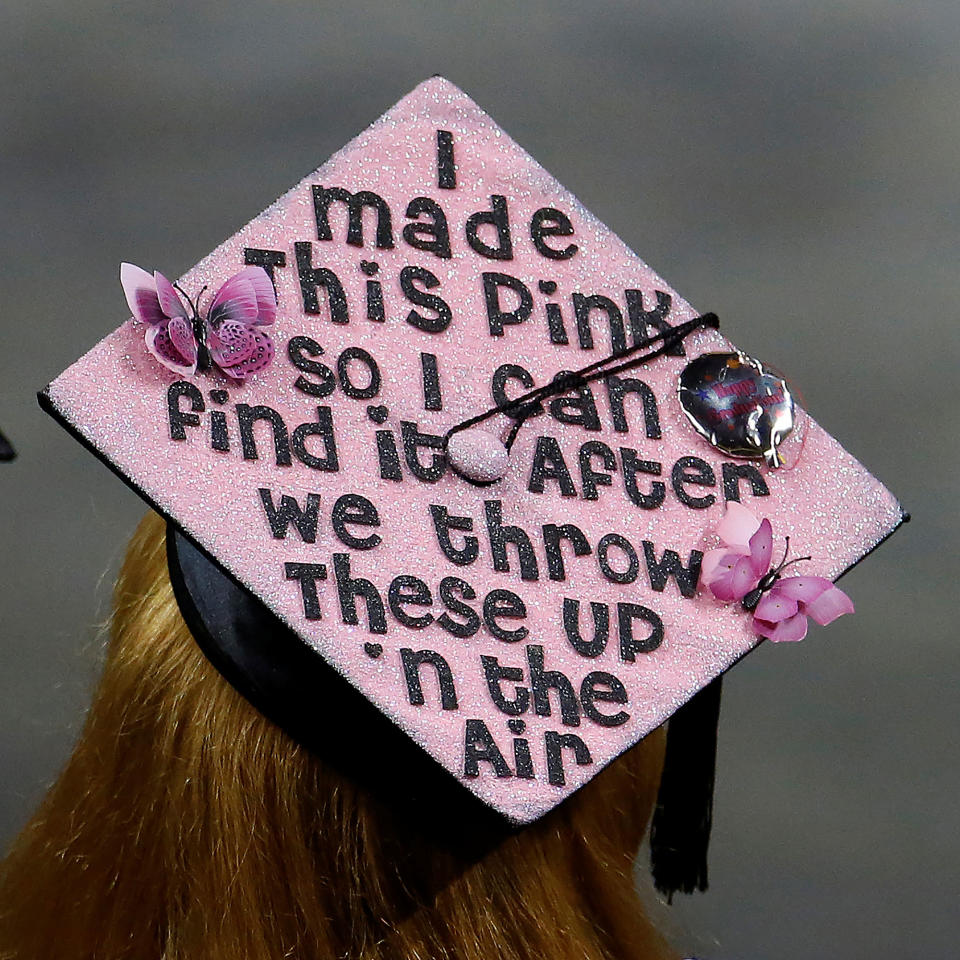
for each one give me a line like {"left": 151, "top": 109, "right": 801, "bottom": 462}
{"left": 40, "top": 78, "right": 905, "bottom": 838}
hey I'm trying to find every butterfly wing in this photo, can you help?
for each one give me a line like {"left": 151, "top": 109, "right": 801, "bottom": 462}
{"left": 747, "top": 518, "right": 773, "bottom": 578}
{"left": 153, "top": 270, "right": 189, "bottom": 321}
{"left": 208, "top": 321, "right": 274, "bottom": 380}
{"left": 772, "top": 576, "right": 834, "bottom": 603}
{"left": 753, "top": 606, "right": 809, "bottom": 642}
{"left": 243, "top": 266, "right": 277, "bottom": 325}
{"left": 775, "top": 576, "right": 855, "bottom": 625}
{"left": 702, "top": 551, "right": 760, "bottom": 602}
{"left": 206, "top": 267, "right": 277, "bottom": 379}
{"left": 207, "top": 266, "right": 276, "bottom": 327}
{"left": 701, "top": 502, "right": 765, "bottom": 601}
{"left": 715, "top": 500, "right": 762, "bottom": 549}
{"left": 753, "top": 584, "right": 800, "bottom": 626}
{"left": 146, "top": 317, "right": 198, "bottom": 376}
{"left": 120, "top": 263, "right": 168, "bottom": 326}
{"left": 752, "top": 575, "right": 854, "bottom": 642}
{"left": 120, "top": 263, "right": 197, "bottom": 375}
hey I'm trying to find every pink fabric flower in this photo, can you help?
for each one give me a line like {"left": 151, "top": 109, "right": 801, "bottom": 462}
{"left": 700, "top": 502, "right": 854, "bottom": 642}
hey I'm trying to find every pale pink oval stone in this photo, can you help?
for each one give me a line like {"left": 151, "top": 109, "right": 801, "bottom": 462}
{"left": 446, "top": 427, "right": 510, "bottom": 483}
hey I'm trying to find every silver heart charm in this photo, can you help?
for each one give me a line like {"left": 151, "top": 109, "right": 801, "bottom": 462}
{"left": 677, "top": 352, "right": 795, "bottom": 468}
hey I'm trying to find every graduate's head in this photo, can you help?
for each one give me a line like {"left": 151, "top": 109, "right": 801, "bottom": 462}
{"left": 0, "top": 511, "right": 674, "bottom": 960}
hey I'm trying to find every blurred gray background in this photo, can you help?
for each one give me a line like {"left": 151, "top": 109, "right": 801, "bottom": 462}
{"left": 1, "top": 2, "right": 956, "bottom": 958}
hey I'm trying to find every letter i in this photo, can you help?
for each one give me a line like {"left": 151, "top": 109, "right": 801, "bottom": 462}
{"left": 420, "top": 352, "right": 442, "bottom": 411}
{"left": 538, "top": 280, "right": 569, "bottom": 344}
{"left": 437, "top": 130, "right": 456, "bottom": 189}
{"left": 509, "top": 719, "right": 534, "bottom": 779}
{"left": 209, "top": 389, "right": 230, "bottom": 451}
{"left": 375, "top": 430, "right": 402, "bottom": 481}
{"left": 513, "top": 737, "right": 534, "bottom": 779}
{"left": 361, "top": 261, "right": 385, "bottom": 322}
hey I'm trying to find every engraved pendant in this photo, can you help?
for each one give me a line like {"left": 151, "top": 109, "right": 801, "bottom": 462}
{"left": 677, "top": 352, "right": 795, "bottom": 468}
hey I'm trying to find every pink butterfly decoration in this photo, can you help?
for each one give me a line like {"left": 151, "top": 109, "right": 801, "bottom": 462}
{"left": 120, "top": 263, "right": 276, "bottom": 380}
{"left": 700, "top": 502, "right": 854, "bottom": 642}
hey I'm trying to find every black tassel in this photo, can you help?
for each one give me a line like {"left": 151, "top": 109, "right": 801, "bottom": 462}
{"left": 0, "top": 427, "right": 15, "bottom": 462}
{"left": 650, "top": 675, "right": 723, "bottom": 903}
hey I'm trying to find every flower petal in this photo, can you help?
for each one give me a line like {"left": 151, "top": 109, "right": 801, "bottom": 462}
{"left": 803, "top": 584, "right": 855, "bottom": 625}
{"left": 715, "top": 501, "right": 761, "bottom": 549}
{"left": 754, "top": 589, "right": 799, "bottom": 623}
{"left": 755, "top": 611, "right": 809, "bottom": 642}
{"left": 774, "top": 576, "right": 832, "bottom": 604}
{"left": 748, "top": 518, "right": 774, "bottom": 578}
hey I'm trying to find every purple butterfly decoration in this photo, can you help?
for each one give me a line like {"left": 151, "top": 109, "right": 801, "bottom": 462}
{"left": 120, "top": 263, "right": 276, "bottom": 380}
{"left": 700, "top": 502, "right": 854, "bottom": 642}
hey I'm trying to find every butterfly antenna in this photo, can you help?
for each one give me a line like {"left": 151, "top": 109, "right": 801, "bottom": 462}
{"left": 173, "top": 282, "right": 197, "bottom": 317}
{"left": 774, "top": 536, "right": 792, "bottom": 573}
{"left": 194, "top": 284, "right": 209, "bottom": 316}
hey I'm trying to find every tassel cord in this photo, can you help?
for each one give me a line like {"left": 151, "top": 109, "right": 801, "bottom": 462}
{"left": 443, "top": 312, "right": 720, "bottom": 452}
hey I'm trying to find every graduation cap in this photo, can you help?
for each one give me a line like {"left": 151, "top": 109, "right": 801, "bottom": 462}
{"left": 40, "top": 77, "right": 906, "bottom": 898}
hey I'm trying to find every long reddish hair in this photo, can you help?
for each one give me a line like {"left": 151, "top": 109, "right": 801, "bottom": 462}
{"left": 0, "top": 512, "right": 675, "bottom": 960}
